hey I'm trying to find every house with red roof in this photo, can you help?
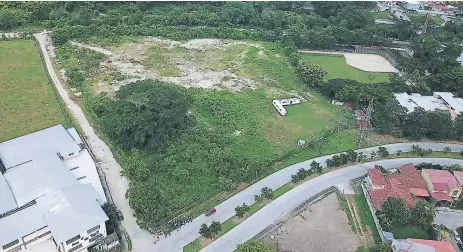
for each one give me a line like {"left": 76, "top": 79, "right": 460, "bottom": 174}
{"left": 421, "top": 169, "right": 461, "bottom": 206}
{"left": 453, "top": 171, "right": 463, "bottom": 189}
{"left": 392, "top": 238, "right": 456, "bottom": 252}
{"left": 366, "top": 164, "right": 430, "bottom": 211}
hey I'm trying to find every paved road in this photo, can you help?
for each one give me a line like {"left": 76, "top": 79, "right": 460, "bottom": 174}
{"left": 35, "top": 30, "right": 463, "bottom": 252}
{"left": 203, "top": 158, "right": 463, "bottom": 252}
{"left": 435, "top": 208, "right": 463, "bottom": 230}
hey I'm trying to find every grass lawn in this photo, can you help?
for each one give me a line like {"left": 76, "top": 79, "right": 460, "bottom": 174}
{"left": 373, "top": 11, "right": 392, "bottom": 20}
{"left": 301, "top": 54, "right": 390, "bottom": 83}
{"left": 408, "top": 13, "right": 444, "bottom": 25}
{"left": 183, "top": 240, "right": 200, "bottom": 252}
{"left": 356, "top": 186, "right": 382, "bottom": 242}
{"left": 0, "top": 40, "right": 69, "bottom": 142}
{"left": 391, "top": 226, "right": 431, "bottom": 239}
{"left": 272, "top": 183, "right": 294, "bottom": 199}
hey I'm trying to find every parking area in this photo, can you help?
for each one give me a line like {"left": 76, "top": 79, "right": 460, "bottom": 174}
{"left": 265, "top": 193, "right": 360, "bottom": 252}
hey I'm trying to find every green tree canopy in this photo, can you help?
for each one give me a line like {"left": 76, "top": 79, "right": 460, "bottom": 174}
{"left": 100, "top": 80, "right": 191, "bottom": 150}
{"left": 380, "top": 197, "right": 410, "bottom": 229}
{"left": 235, "top": 239, "right": 273, "bottom": 252}
{"left": 410, "top": 201, "right": 436, "bottom": 230}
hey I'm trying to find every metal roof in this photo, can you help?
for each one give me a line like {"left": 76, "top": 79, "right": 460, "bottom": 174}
{"left": 0, "top": 173, "right": 17, "bottom": 213}
{"left": 434, "top": 92, "right": 463, "bottom": 113}
{"left": 0, "top": 125, "right": 80, "bottom": 168}
{"left": 36, "top": 183, "right": 108, "bottom": 244}
{"left": 0, "top": 204, "right": 47, "bottom": 247}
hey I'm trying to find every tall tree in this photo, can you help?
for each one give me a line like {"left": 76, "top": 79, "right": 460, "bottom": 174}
{"left": 411, "top": 201, "right": 436, "bottom": 229}
{"left": 380, "top": 197, "right": 410, "bottom": 228}
{"left": 297, "top": 63, "right": 327, "bottom": 87}
{"left": 402, "top": 108, "right": 428, "bottom": 140}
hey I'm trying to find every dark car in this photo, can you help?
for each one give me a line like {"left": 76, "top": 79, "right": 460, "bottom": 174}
{"left": 204, "top": 207, "right": 216, "bottom": 217}
{"left": 116, "top": 209, "right": 124, "bottom": 221}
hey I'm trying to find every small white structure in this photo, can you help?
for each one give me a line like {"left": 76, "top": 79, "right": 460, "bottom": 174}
{"left": 272, "top": 98, "right": 301, "bottom": 116}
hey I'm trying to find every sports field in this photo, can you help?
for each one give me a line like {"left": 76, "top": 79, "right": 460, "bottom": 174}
{"left": 301, "top": 54, "right": 390, "bottom": 83}
{"left": 0, "top": 40, "right": 68, "bottom": 142}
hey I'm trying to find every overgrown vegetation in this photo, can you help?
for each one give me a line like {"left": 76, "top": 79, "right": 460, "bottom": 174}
{"left": 0, "top": 40, "right": 69, "bottom": 142}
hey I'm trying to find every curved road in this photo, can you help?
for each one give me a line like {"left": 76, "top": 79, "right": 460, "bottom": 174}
{"left": 35, "top": 31, "right": 463, "bottom": 252}
{"left": 202, "top": 158, "right": 463, "bottom": 252}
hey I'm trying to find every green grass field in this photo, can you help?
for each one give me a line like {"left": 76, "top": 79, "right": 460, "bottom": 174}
{"left": 391, "top": 226, "right": 431, "bottom": 239}
{"left": 0, "top": 40, "right": 68, "bottom": 142}
{"left": 373, "top": 11, "right": 392, "bottom": 20}
{"left": 301, "top": 54, "right": 390, "bottom": 83}
{"left": 356, "top": 186, "right": 382, "bottom": 242}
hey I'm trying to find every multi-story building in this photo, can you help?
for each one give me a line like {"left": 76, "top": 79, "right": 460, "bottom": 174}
{"left": 0, "top": 125, "right": 109, "bottom": 252}
{"left": 421, "top": 169, "right": 461, "bottom": 206}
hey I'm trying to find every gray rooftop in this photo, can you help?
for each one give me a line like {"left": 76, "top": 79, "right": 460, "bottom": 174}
{"left": 0, "top": 204, "right": 47, "bottom": 247}
{"left": 0, "top": 173, "right": 17, "bottom": 213}
{"left": 3, "top": 152, "right": 79, "bottom": 206}
{"left": 0, "top": 125, "right": 107, "bottom": 247}
{"left": 36, "top": 183, "right": 108, "bottom": 244}
{"left": 0, "top": 125, "right": 80, "bottom": 168}
{"left": 434, "top": 92, "right": 463, "bottom": 113}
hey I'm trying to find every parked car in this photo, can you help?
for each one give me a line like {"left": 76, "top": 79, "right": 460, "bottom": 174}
{"left": 204, "top": 207, "right": 216, "bottom": 217}
{"left": 116, "top": 209, "right": 124, "bottom": 221}
{"left": 455, "top": 230, "right": 462, "bottom": 243}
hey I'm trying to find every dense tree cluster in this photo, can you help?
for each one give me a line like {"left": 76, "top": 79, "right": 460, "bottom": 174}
{"left": 371, "top": 99, "right": 463, "bottom": 141}
{"left": 92, "top": 80, "right": 192, "bottom": 150}
{"left": 379, "top": 197, "right": 436, "bottom": 231}
{"left": 236, "top": 239, "right": 274, "bottom": 252}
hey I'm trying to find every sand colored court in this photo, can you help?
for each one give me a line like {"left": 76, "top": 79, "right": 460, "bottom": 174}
{"left": 300, "top": 50, "right": 398, "bottom": 73}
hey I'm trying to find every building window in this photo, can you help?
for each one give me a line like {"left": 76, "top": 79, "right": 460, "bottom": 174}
{"left": 66, "top": 235, "right": 80, "bottom": 245}
{"left": 90, "top": 231, "right": 100, "bottom": 237}
{"left": 2, "top": 239, "right": 19, "bottom": 250}
{"left": 71, "top": 241, "right": 79, "bottom": 246}
{"left": 89, "top": 234, "right": 103, "bottom": 244}
{"left": 25, "top": 231, "right": 51, "bottom": 245}
{"left": 87, "top": 225, "right": 100, "bottom": 234}
{"left": 68, "top": 244, "right": 83, "bottom": 252}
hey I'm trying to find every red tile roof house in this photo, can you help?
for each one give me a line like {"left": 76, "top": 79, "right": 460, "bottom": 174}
{"left": 392, "top": 238, "right": 456, "bottom": 252}
{"left": 421, "top": 169, "right": 462, "bottom": 207}
{"left": 366, "top": 164, "right": 430, "bottom": 211}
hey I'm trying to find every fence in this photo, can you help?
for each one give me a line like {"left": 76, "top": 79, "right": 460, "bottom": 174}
{"left": 354, "top": 46, "right": 398, "bottom": 67}
{"left": 361, "top": 182, "right": 385, "bottom": 241}
{"left": 254, "top": 187, "right": 337, "bottom": 239}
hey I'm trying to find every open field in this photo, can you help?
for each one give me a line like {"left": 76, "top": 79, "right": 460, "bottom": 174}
{"left": 55, "top": 37, "right": 358, "bottom": 229}
{"left": 301, "top": 54, "right": 391, "bottom": 82}
{"left": 0, "top": 40, "right": 68, "bottom": 142}
{"left": 265, "top": 193, "right": 360, "bottom": 252}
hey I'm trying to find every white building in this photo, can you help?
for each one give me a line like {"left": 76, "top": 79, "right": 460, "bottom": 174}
{"left": 272, "top": 98, "right": 301, "bottom": 116}
{"left": 0, "top": 125, "right": 108, "bottom": 252}
{"left": 394, "top": 92, "right": 463, "bottom": 120}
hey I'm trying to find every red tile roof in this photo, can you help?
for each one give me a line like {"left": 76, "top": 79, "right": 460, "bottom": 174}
{"left": 409, "top": 239, "right": 456, "bottom": 252}
{"left": 454, "top": 171, "right": 463, "bottom": 184}
{"left": 368, "top": 164, "right": 429, "bottom": 210}
{"left": 422, "top": 169, "right": 460, "bottom": 191}
{"left": 431, "top": 192, "right": 454, "bottom": 202}
{"left": 368, "top": 168, "right": 386, "bottom": 186}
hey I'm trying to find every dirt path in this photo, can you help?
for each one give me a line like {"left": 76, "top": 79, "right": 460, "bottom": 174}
{"left": 35, "top": 31, "right": 155, "bottom": 252}
{"left": 346, "top": 196, "right": 368, "bottom": 247}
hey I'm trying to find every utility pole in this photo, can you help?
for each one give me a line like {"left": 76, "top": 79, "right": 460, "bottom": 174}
{"left": 356, "top": 98, "right": 373, "bottom": 149}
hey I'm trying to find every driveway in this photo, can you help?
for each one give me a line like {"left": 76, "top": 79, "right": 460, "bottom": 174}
{"left": 435, "top": 208, "right": 463, "bottom": 230}
{"left": 36, "top": 30, "right": 463, "bottom": 252}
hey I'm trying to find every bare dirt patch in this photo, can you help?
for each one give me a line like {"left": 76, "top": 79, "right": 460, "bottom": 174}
{"left": 69, "top": 37, "right": 261, "bottom": 91}
{"left": 266, "top": 193, "right": 360, "bottom": 252}
{"left": 343, "top": 53, "right": 398, "bottom": 73}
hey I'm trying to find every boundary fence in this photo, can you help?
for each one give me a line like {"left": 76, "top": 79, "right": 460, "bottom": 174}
{"left": 254, "top": 187, "right": 337, "bottom": 239}
{"left": 354, "top": 46, "right": 399, "bottom": 68}
{"left": 361, "top": 182, "right": 385, "bottom": 242}
{"left": 33, "top": 34, "right": 128, "bottom": 251}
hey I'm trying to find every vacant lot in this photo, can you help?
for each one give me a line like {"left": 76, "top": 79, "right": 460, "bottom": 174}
{"left": 0, "top": 40, "right": 68, "bottom": 142}
{"left": 266, "top": 193, "right": 360, "bottom": 252}
{"left": 301, "top": 54, "right": 390, "bottom": 83}
{"left": 56, "top": 37, "right": 355, "bottom": 228}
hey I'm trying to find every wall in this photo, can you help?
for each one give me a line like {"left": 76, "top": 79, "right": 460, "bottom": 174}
{"left": 361, "top": 182, "right": 385, "bottom": 242}
{"left": 421, "top": 172, "right": 435, "bottom": 193}
{"left": 62, "top": 223, "right": 106, "bottom": 252}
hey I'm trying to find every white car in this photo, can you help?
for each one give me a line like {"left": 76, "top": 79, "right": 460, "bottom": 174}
{"left": 454, "top": 230, "right": 461, "bottom": 243}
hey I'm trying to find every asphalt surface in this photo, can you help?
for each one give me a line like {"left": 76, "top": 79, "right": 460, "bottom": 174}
{"left": 203, "top": 158, "right": 463, "bottom": 252}
{"left": 435, "top": 208, "right": 463, "bottom": 230}
{"left": 35, "top": 31, "right": 463, "bottom": 252}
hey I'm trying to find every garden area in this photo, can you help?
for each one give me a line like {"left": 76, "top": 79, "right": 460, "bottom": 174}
{"left": 391, "top": 226, "right": 431, "bottom": 239}
{"left": 0, "top": 40, "right": 69, "bottom": 142}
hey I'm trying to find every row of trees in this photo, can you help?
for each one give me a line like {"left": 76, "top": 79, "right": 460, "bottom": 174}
{"left": 254, "top": 187, "right": 274, "bottom": 202}
{"left": 372, "top": 99, "right": 463, "bottom": 141}
{"left": 291, "top": 161, "right": 323, "bottom": 183}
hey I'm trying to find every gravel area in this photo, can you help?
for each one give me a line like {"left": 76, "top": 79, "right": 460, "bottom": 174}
{"left": 265, "top": 193, "right": 360, "bottom": 252}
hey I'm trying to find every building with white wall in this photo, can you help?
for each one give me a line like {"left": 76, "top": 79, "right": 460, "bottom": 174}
{"left": 394, "top": 92, "right": 463, "bottom": 119}
{"left": 0, "top": 125, "right": 108, "bottom": 252}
